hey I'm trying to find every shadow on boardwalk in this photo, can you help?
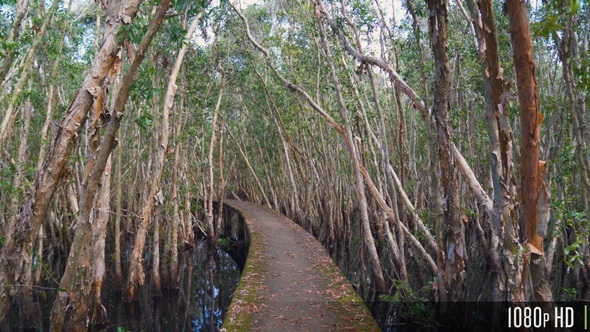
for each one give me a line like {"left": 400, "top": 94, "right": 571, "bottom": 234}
{"left": 220, "top": 199, "right": 381, "bottom": 332}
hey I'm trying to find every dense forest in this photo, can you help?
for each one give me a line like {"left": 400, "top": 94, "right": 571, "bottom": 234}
{"left": 0, "top": 0, "right": 589, "bottom": 330}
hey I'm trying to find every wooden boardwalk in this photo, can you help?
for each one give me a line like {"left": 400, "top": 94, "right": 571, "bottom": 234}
{"left": 220, "top": 199, "right": 381, "bottom": 332}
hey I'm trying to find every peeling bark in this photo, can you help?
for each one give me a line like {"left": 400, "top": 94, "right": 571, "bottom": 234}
{"left": 506, "top": 0, "right": 552, "bottom": 301}
{"left": 0, "top": 0, "right": 144, "bottom": 321}
{"left": 426, "top": 0, "right": 465, "bottom": 302}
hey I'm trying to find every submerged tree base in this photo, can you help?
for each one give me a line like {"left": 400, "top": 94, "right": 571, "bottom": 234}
{"left": 1, "top": 238, "right": 242, "bottom": 332}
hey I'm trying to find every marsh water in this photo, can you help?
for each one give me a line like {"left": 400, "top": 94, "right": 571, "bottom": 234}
{"left": 0, "top": 239, "right": 244, "bottom": 332}
{"left": 3, "top": 203, "right": 454, "bottom": 332}
{"left": 1, "top": 205, "right": 248, "bottom": 332}
{"left": 98, "top": 239, "right": 244, "bottom": 332}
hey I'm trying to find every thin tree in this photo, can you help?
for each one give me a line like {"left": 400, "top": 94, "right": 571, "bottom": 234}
{"left": 126, "top": 7, "right": 207, "bottom": 299}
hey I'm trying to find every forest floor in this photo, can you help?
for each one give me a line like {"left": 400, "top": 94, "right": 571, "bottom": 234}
{"left": 221, "top": 199, "right": 381, "bottom": 332}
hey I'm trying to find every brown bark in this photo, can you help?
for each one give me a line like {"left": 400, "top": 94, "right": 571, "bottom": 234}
{"left": 50, "top": 83, "right": 112, "bottom": 330}
{"left": 50, "top": 0, "right": 171, "bottom": 326}
{"left": 506, "top": 0, "right": 551, "bottom": 301}
{"left": 0, "top": 0, "right": 144, "bottom": 322}
{"left": 125, "top": 0, "right": 202, "bottom": 300}
{"left": 506, "top": 0, "right": 543, "bottom": 254}
{"left": 0, "top": 0, "right": 59, "bottom": 147}
{"left": 89, "top": 156, "right": 111, "bottom": 325}
{"left": 427, "top": 0, "right": 465, "bottom": 302}
{"left": 465, "top": 0, "right": 521, "bottom": 301}
{"left": 0, "top": 0, "right": 28, "bottom": 86}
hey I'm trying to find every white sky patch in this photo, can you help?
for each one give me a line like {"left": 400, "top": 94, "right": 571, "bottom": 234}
{"left": 194, "top": 0, "right": 406, "bottom": 49}
{"left": 385, "top": 0, "right": 406, "bottom": 25}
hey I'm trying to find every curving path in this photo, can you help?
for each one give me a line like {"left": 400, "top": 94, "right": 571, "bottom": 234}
{"left": 220, "top": 199, "right": 381, "bottom": 332}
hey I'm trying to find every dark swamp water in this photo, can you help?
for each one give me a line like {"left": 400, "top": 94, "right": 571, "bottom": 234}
{"left": 94, "top": 239, "right": 244, "bottom": 332}
{"left": 2, "top": 202, "right": 519, "bottom": 332}
{"left": 2, "top": 206, "right": 248, "bottom": 332}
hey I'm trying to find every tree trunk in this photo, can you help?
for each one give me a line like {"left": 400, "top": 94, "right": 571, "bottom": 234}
{"left": 465, "top": 0, "right": 520, "bottom": 301}
{"left": 317, "top": 23, "right": 386, "bottom": 294}
{"left": 0, "top": 0, "right": 28, "bottom": 86}
{"left": 0, "top": 0, "right": 59, "bottom": 147}
{"left": 168, "top": 70, "right": 186, "bottom": 288}
{"left": 0, "top": 0, "right": 144, "bottom": 321}
{"left": 207, "top": 69, "right": 225, "bottom": 240}
{"left": 50, "top": 0, "right": 171, "bottom": 327}
{"left": 125, "top": 3, "right": 200, "bottom": 299}
{"left": 506, "top": 0, "right": 551, "bottom": 301}
{"left": 426, "top": 0, "right": 465, "bottom": 302}
{"left": 115, "top": 140, "right": 123, "bottom": 289}
{"left": 89, "top": 156, "right": 112, "bottom": 325}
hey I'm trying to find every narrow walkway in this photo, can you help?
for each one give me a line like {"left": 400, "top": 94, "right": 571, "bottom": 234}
{"left": 221, "top": 199, "right": 380, "bottom": 332}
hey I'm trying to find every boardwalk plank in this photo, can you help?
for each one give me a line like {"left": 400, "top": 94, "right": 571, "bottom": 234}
{"left": 221, "top": 199, "right": 381, "bottom": 332}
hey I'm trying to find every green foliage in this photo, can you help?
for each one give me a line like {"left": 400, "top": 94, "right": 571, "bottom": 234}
{"left": 134, "top": 112, "right": 154, "bottom": 132}
{"left": 218, "top": 237, "right": 231, "bottom": 250}
{"left": 172, "top": 0, "right": 209, "bottom": 15}
{"left": 532, "top": 0, "right": 585, "bottom": 40}
{"left": 117, "top": 15, "right": 148, "bottom": 44}
{"left": 511, "top": 245, "right": 530, "bottom": 266}
{"left": 350, "top": 0, "right": 378, "bottom": 34}
{"left": 159, "top": 19, "right": 188, "bottom": 51}
{"left": 0, "top": 0, "right": 17, "bottom": 6}
{"left": 0, "top": 164, "right": 15, "bottom": 192}
{"left": 573, "top": 51, "right": 590, "bottom": 91}
{"left": 532, "top": 14, "right": 563, "bottom": 40}
{"left": 560, "top": 287, "right": 578, "bottom": 301}
{"left": 0, "top": 37, "right": 18, "bottom": 58}
{"left": 564, "top": 235, "right": 585, "bottom": 269}
{"left": 379, "top": 279, "right": 433, "bottom": 324}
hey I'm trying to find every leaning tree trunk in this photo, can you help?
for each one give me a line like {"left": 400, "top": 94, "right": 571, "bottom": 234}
{"left": 0, "top": 0, "right": 59, "bottom": 147}
{"left": 49, "top": 1, "right": 171, "bottom": 328}
{"left": 125, "top": 7, "right": 204, "bottom": 299}
{"left": 0, "top": 0, "right": 144, "bottom": 322}
{"left": 317, "top": 24, "right": 386, "bottom": 294}
{"left": 0, "top": 0, "right": 28, "bottom": 86}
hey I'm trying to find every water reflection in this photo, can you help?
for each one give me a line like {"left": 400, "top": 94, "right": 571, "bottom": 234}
{"left": 187, "top": 240, "right": 241, "bottom": 332}
{"left": 108, "top": 240, "right": 242, "bottom": 332}
{"left": 1, "top": 240, "right": 242, "bottom": 332}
